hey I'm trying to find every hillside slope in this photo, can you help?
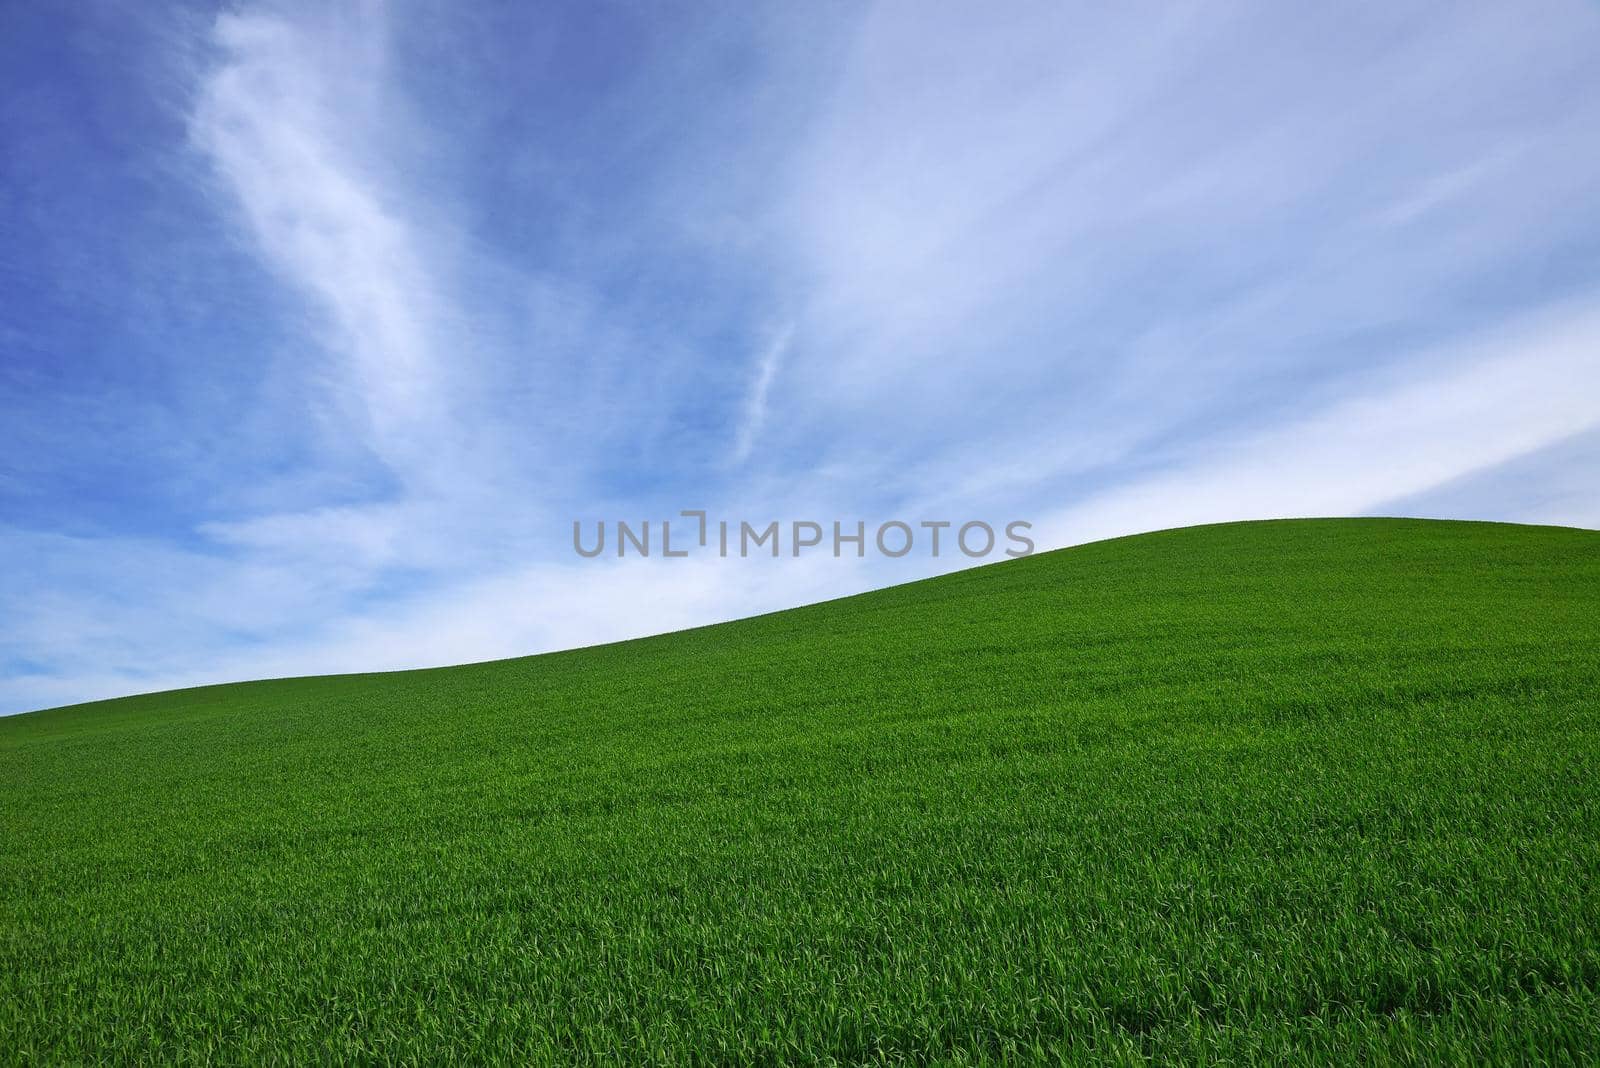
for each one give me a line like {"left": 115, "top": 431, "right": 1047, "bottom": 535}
{"left": 4, "top": 518, "right": 1599, "bottom": 1062}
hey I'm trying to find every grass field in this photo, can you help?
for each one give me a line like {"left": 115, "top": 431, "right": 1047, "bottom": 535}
{"left": 3, "top": 517, "right": 1599, "bottom": 1063}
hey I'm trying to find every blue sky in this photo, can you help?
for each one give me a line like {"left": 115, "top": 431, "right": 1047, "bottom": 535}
{"left": 3, "top": 1, "right": 1599, "bottom": 714}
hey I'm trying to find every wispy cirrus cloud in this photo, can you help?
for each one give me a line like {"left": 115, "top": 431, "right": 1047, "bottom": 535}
{"left": 747, "top": 0, "right": 1600, "bottom": 527}
{"left": 731, "top": 324, "right": 793, "bottom": 466}
{"left": 1032, "top": 301, "right": 1600, "bottom": 547}
{"left": 191, "top": 7, "right": 449, "bottom": 488}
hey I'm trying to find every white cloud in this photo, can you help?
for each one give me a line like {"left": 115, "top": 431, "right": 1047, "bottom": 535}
{"left": 191, "top": 7, "right": 452, "bottom": 489}
{"left": 768, "top": 0, "right": 1600, "bottom": 496}
{"left": 0, "top": 536, "right": 892, "bottom": 716}
{"left": 1033, "top": 301, "right": 1600, "bottom": 548}
{"left": 731, "top": 324, "right": 793, "bottom": 465}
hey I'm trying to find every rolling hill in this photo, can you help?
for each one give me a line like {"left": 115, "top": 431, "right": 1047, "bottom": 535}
{"left": 3, "top": 517, "right": 1598, "bottom": 1062}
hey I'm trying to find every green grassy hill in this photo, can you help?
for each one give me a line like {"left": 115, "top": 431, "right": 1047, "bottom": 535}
{"left": 4, "top": 518, "right": 1599, "bottom": 1063}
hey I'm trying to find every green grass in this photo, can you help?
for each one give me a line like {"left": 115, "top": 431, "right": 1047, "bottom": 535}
{"left": 3, "top": 517, "right": 1599, "bottom": 1063}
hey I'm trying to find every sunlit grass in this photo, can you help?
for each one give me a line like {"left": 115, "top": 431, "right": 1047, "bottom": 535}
{"left": 3, "top": 518, "right": 1598, "bottom": 1062}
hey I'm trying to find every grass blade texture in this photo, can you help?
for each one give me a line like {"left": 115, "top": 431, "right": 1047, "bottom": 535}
{"left": 3, "top": 518, "right": 1599, "bottom": 1063}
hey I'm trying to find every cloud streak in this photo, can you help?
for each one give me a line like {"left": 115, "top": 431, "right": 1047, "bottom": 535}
{"left": 191, "top": 7, "right": 450, "bottom": 488}
{"left": 731, "top": 324, "right": 792, "bottom": 466}
{"left": 1035, "top": 301, "right": 1600, "bottom": 547}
